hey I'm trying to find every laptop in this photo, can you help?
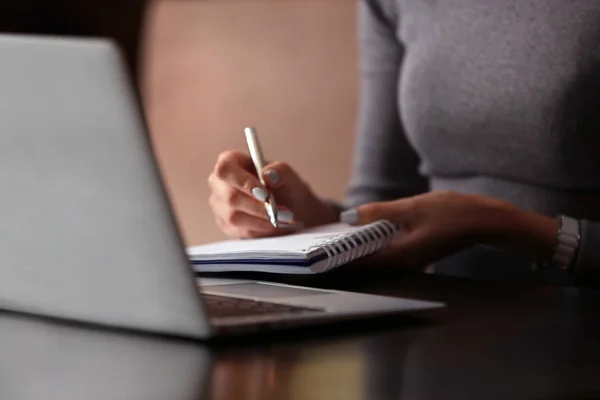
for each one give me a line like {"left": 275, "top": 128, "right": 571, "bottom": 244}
{"left": 0, "top": 33, "right": 444, "bottom": 339}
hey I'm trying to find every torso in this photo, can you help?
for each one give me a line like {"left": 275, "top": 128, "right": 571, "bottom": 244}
{"left": 371, "top": 0, "right": 600, "bottom": 282}
{"left": 391, "top": 0, "right": 600, "bottom": 191}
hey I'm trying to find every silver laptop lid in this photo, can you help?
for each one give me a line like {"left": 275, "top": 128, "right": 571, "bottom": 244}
{"left": 0, "top": 34, "right": 210, "bottom": 338}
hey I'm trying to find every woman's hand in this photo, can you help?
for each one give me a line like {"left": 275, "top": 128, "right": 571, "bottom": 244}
{"left": 341, "top": 191, "right": 559, "bottom": 269}
{"left": 208, "top": 150, "right": 338, "bottom": 239}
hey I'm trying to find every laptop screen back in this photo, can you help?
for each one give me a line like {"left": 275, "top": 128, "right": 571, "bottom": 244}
{"left": 0, "top": 34, "right": 209, "bottom": 338}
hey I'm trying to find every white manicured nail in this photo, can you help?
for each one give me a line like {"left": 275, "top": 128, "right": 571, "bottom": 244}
{"left": 252, "top": 187, "right": 268, "bottom": 202}
{"left": 264, "top": 170, "right": 279, "bottom": 184}
{"left": 340, "top": 209, "right": 359, "bottom": 224}
{"left": 278, "top": 210, "right": 294, "bottom": 223}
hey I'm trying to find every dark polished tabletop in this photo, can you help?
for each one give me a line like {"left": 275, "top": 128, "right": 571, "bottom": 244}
{"left": 3, "top": 268, "right": 600, "bottom": 400}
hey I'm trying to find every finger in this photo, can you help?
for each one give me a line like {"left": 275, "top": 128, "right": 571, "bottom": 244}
{"left": 213, "top": 150, "right": 265, "bottom": 194}
{"left": 212, "top": 199, "right": 279, "bottom": 234}
{"left": 374, "top": 231, "right": 423, "bottom": 267}
{"left": 210, "top": 177, "right": 271, "bottom": 220}
{"left": 209, "top": 171, "right": 270, "bottom": 209}
{"left": 217, "top": 150, "right": 256, "bottom": 173}
{"left": 214, "top": 216, "right": 273, "bottom": 239}
{"left": 209, "top": 192, "right": 270, "bottom": 229}
{"left": 261, "top": 161, "right": 304, "bottom": 189}
{"left": 210, "top": 186, "right": 297, "bottom": 229}
{"left": 214, "top": 211, "right": 295, "bottom": 239}
{"left": 210, "top": 178, "right": 297, "bottom": 224}
{"left": 339, "top": 198, "right": 415, "bottom": 226}
{"left": 381, "top": 226, "right": 467, "bottom": 270}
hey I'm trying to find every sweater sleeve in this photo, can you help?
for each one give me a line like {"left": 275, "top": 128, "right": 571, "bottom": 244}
{"left": 571, "top": 220, "right": 600, "bottom": 287}
{"left": 344, "top": 0, "right": 428, "bottom": 208}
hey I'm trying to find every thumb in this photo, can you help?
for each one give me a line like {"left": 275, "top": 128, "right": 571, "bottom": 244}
{"left": 261, "top": 161, "right": 303, "bottom": 189}
{"left": 340, "top": 200, "right": 410, "bottom": 226}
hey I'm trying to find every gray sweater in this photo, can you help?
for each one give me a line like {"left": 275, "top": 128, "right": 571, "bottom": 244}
{"left": 347, "top": 0, "right": 600, "bottom": 285}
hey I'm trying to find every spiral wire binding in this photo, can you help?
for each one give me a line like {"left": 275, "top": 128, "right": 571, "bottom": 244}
{"left": 306, "top": 220, "right": 398, "bottom": 272}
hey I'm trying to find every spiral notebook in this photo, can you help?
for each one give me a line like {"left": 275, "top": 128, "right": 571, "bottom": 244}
{"left": 187, "top": 220, "right": 398, "bottom": 274}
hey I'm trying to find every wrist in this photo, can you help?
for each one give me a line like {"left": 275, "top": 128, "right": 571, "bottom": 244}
{"left": 480, "top": 198, "right": 559, "bottom": 262}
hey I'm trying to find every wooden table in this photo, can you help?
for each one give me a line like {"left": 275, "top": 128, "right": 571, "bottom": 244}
{"left": 1, "top": 269, "right": 600, "bottom": 399}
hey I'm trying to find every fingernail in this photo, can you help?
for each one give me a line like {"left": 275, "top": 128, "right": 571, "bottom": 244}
{"left": 340, "top": 209, "right": 359, "bottom": 224}
{"left": 277, "top": 210, "right": 294, "bottom": 223}
{"left": 264, "top": 170, "right": 279, "bottom": 184}
{"left": 252, "top": 187, "right": 268, "bottom": 202}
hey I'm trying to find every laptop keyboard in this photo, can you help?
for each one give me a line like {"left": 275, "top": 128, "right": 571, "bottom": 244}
{"left": 201, "top": 293, "right": 323, "bottom": 318}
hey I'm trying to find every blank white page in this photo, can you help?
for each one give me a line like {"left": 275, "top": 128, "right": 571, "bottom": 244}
{"left": 186, "top": 223, "right": 358, "bottom": 260}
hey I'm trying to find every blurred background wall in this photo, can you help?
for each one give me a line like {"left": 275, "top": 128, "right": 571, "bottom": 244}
{"left": 0, "top": 0, "right": 359, "bottom": 247}
{"left": 142, "top": 0, "right": 359, "bottom": 246}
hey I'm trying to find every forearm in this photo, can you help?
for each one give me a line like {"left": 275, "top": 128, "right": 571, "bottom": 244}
{"left": 480, "top": 198, "right": 559, "bottom": 264}
{"left": 485, "top": 202, "right": 600, "bottom": 288}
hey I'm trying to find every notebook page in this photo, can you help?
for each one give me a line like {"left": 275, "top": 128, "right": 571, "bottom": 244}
{"left": 187, "top": 223, "right": 358, "bottom": 261}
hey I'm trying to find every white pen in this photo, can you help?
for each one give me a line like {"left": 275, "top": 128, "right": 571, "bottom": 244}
{"left": 244, "top": 126, "right": 280, "bottom": 227}
{"left": 243, "top": 126, "right": 302, "bottom": 230}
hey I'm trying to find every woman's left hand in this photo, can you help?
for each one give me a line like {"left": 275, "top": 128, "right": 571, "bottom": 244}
{"left": 341, "top": 191, "right": 559, "bottom": 269}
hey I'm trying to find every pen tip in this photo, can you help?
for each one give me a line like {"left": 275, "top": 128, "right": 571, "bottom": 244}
{"left": 244, "top": 126, "right": 256, "bottom": 135}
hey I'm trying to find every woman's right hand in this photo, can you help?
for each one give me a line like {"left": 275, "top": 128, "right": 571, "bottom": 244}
{"left": 208, "top": 150, "right": 339, "bottom": 239}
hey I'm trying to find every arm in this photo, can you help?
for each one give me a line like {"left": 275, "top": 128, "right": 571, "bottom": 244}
{"left": 448, "top": 200, "right": 600, "bottom": 289}
{"left": 345, "top": 0, "right": 428, "bottom": 208}
{"left": 335, "top": 1, "right": 600, "bottom": 288}
{"left": 342, "top": 189, "right": 600, "bottom": 288}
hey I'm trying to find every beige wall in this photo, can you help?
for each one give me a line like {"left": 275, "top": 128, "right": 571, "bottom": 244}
{"left": 142, "top": 0, "right": 358, "bottom": 246}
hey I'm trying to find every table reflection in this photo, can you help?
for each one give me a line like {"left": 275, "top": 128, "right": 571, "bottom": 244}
{"left": 210, "top": 341, "right": 372, "bottom": 400}
{"left": 0, "top": 313, "right": 386, "bottom": 400}
{"left": 10, "top": 306, "right": 597, "bottom": 400}
{"left": 0, "top": 313, "right": 211, "bottom": 400}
